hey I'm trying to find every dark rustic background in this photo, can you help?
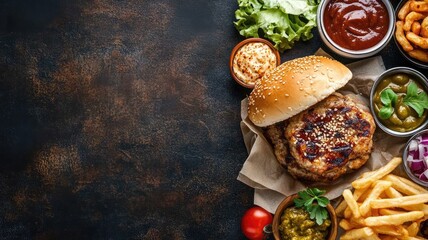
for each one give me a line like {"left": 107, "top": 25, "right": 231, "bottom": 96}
{"left": 0, "top": 0, "right": 423, "bottom": 239}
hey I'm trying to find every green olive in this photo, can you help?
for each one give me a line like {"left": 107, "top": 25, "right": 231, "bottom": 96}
{"left": 392, "top": 74, "right": 410, "bottom": 85}
{"left": 408, "top": 106, "right": 419, "bottom": 118}
{"left": 374, "top": 94, "right": 381, "bottom": 104}
{"left": 377, "top": 78, "right": 391, "bottom": 90}
{"left": 403, "top": 116, "right": 418, "bottom": 129}
{"left": 389, "top": 84, "right": 407, "bottom": 93}
{"left": 389, "top": 113, "right": 403, "bottom": 126}
{"left": 396, "top": 104, "right": 410, "bottom": 120}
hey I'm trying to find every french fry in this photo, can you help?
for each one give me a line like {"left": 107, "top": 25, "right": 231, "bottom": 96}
{"left": 352, "top": 157, "right": 402, "bottom": 189}
{"left": 390, "top": 174, "right": 428, "bottom": 194}
{"left": 343, "top": 189, "right": 361, "bottom": 218}
{"left": 360, "top": 180, "right": 392, "bottom": 217}
{"left": 339, "top": 219, "right": 354, "bottom": 231}
{"left": 404, "top": 11, "right": 426, "bottom": 31}
{"left": 358, "top": 187, "right": 373, "bottom": 203}
{"left": 384, "top": 186, "right": 404, "bottom": 198}
{"left": 365, "top": 234, "right": 382, "bottom": 240}
{"left": 406, "top": 32, "right": 428, "bottom": 49}
{"left": 379, "top": 192, "right": 389, "bottom": 199}
{"left": 354, "top": 187, "right": 369, "bottom": 200}
{"left": 371, "top": 208, "right": 380, "bottom": 216}
{"left": 383, "top": 174, "right": 426, "bottom": 196}
{"left": 371, "top": 194, "right": 428, "bottom": 209}
{"left": 406, "top": 221, "right": 419, "bottom": 237}
{"left": 336, "top": 199, "right": 347, "bottom": 217}
{"left": 396, "top": 21, "right": 415, "bottom": 52}
{"left": 336, "top": 186, "right": 368, "bottom": 216}
{"left": 360, "top": 171, "right": 374, "bottom": 179}
{"left": 380, "top": 236, "right": 399, "bottom": 240}
{"left": 374, "top": 225, "right": 405, "bottom": 236}
{"left": 364, "top": 211, "right": 424, "bottom": 226}
{"left": 379, "top": 208, "right": 408, "bottom": 215}
{"left": 408, "top": 49, "right": 428, "bottom": 62}
{"left": 340, "top": 155, "right": 428, "bottom": 239}
{"left": 399, "top": 225, "right": 409, "bottom": 237}
{"left": 344, "top": 206, "right": 352, "bottom": 219}
{"left": 349, "top": 216, "right": 365, "bottom": 227}
{"left": 340, "top": 227, "right": 374, "bottom": 240}
{"left": 399, "top": 1, "right": 412, "bottom": 20}
{"left": 402, "top": 203, "right": 428, "bottom": 216}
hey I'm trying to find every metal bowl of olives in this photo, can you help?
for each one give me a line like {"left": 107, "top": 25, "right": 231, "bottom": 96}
{"left": 370, "top": 67, "right": 428, "bottom": 137}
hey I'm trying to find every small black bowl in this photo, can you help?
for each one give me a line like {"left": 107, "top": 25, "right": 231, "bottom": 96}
{"left": 394, "top": 0, "right": 428, "bottom": 69}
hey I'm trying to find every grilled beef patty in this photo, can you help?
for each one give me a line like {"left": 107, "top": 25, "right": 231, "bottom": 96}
{"left": 265, "top": 93, "right": 375, "bottom": 183}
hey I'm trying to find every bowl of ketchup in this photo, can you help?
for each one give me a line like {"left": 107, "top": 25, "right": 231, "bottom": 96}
{"left": 317, "top": 0, "right": 395, "bottom": 59}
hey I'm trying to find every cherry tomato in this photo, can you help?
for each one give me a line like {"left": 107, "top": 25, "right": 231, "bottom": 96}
{"left": 241, "top": 206, "right": 273, "bottom": 240}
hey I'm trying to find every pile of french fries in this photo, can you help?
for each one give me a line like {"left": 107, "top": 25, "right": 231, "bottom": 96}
{"left": 396, "top": 0, "right": 428, "bottom": 63}
{"left": 336, "top": 157, "right": 428, "bottom": 240}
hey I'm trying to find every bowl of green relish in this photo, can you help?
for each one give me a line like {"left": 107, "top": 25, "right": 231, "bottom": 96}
{"left": 272, "top": 193, "right": 337, "bottom": 240}
{"left": 370, "top": 67, "right": 428, "bottom": 137}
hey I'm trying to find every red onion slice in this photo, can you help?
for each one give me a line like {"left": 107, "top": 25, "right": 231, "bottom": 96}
{"left": 409, "top": 159, "right": 426, "bottom": 174}
{"left": 409, "top": 139, "right": 419, "bottom": 152}
{"left": 419, "top": 169, "right": 428, "bottom": 182}
{"left": 421, "top": 135, "right": 428, "bottom": 145}
{"left": 406, "top": 134, "right": 428, "bottom": 182}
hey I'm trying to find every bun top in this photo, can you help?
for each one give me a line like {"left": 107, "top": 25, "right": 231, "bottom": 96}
{"left": 248, "top": 55, "right": 352, "bottom": 127}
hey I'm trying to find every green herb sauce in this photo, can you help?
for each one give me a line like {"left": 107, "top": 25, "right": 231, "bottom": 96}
{"left": 279, "top": 206, "right": 330, "bottom": 240}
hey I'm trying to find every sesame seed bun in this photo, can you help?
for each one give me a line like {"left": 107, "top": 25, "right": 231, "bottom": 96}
{"left": 247, "top": 55, "right": 352, "bottom": 127}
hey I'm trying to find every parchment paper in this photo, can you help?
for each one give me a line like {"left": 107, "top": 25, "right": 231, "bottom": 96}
{"left": 237, "top": 50, "right": 409, "bottom": 213}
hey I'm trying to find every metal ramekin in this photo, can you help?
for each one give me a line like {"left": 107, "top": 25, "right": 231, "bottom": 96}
{"left": 402, "top": 129, "right": 428, "bottom": 187}
{"left": 370, "top": 67, "right": 428, "bottom": 137}
{"left": 317, "top": 0, "right": 395, "bottom": 59}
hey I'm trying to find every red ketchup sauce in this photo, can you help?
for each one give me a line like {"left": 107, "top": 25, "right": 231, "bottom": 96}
{"left": 323, "top": 0, "right": 389, "bottom": 50}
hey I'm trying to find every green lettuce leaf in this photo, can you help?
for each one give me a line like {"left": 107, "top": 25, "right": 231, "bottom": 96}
{"left": 234, "top": 0, "right": 320, "bottom": 52}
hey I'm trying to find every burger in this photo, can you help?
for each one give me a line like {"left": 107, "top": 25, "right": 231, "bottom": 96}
{"left": 248, "top": 56, "right": 375, "bottom": 183}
